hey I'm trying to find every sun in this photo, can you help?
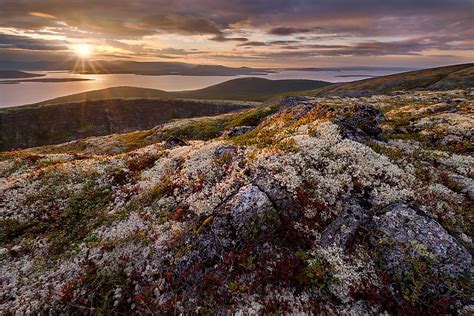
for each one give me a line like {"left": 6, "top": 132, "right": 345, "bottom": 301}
{"left": 75, "top": 44, "right": 92, "bottom": 58}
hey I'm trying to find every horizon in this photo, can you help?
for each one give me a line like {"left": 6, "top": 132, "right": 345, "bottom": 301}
{"left": 1, "top": 0, "right": 473, "bottom": 69}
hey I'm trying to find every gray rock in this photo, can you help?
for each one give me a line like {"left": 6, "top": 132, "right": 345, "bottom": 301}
{"left": 223, "top": 126, "right": 255, "bottom": 137}
{"left": 163, "top": 136, "right": 189, "bottom": 149}
{"left": 370, "top": 203, "right": 471, "bottom": 281}
{"left": 227, "top": 184, "right": 275, "bottom": 237}
{"left": 320, "top": 200, "right": 370, "bottom": 248}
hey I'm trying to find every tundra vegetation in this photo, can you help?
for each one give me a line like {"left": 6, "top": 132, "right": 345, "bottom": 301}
{"left": 0, "top": 87, "right": 473, "bottom": 314}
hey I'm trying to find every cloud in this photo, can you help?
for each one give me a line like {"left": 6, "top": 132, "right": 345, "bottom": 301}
{"left": 0, "top": 33, "right": 68, "bottom": 51}
{"left": 238, "top": 40, "right": 300, "bottom": 47}
{"left": 210, "top": 34, "right": 248, "bottom": 42}
{"left": 268, "top": 27, "right": 313, "bottom": 36}
{"left": 105, "top": 39, "right": 144, "bottom": 53}
{"left": 28, "top": 12, "right": 57, "bottom": 19}
{"left": 2, "top": 0, "right": 471, "bottom": 38}
{"left": 237, "top": 41, "right": 268, "bottom": 47}
{"left": 0, "top": 0, "right": 471, "bottom": 66}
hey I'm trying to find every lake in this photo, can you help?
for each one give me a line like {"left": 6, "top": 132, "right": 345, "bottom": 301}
{"left": 0, "top": 69, "right": 402, "bottom": 108}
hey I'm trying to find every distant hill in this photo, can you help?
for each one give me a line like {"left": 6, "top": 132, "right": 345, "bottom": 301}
{"left": 177, "top": 78, "right": 331, "bottom": 101}
{"left": 30, "top": 78, "right": 332, "bottom": 106}
{"left": 0, "top": 60, "right": 271, "bottom": 76}
{"left": 31, "top": 86, "right": 173, "bottom": 106}
{"left": 303, "top": 63, "right": 474, "bottom": 97}
{"left": 0, "top": 70, "right": 44, "bottom": 79}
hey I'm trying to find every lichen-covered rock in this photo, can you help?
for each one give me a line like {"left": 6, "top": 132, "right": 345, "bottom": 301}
{"left": 228, "top": 185, "right": 275, "bottom": 237}
{"left": 370, "top": 203, "right": 471, "bottom": 305}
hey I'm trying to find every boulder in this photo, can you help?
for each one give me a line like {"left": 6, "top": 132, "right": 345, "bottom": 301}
{"left": 163, "top": 136, "right": 189, "bottom": 148}
{"left": 369, "top": 203, "right": 471, "bottom": 301}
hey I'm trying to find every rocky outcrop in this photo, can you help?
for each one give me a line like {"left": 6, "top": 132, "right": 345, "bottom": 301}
{"left": 370, "top": 204, "right": 470, "bottom": 279}
{"left": 333, "top": 104, "right": 385, "bottom": 142}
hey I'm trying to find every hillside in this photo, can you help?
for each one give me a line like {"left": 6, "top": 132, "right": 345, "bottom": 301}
{"left": 177, "top": 77, "right": 331, "bottom": 101}
{"left": 31, "top": 78, "right": 332, "bottom": 106}
{"left": 303, "top": 63, "right": 474, "bottom": 97}
{"left": 31, "top": 86, "right": 173, "bottom": 105}
{"left": 0, "top": 70, "right": 44, "bottom": 79}
{"left": 0, "top": 99, "right": 256, "bottom": 151}
{"left": 1, "top": 79, "right": 472, "bottom": 314}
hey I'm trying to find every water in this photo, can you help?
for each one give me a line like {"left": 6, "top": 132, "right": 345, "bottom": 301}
{"left": 0, "top": 69, "right": 402, "bottom": 108}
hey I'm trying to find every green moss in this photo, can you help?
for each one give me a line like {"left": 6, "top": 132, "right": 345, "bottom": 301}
{"left": 161, "top": 103, "right": 280, "bottom": 142}
{"left": 77, "top": 263, "right": 133, "bottom": 314}
{"left": 368, "top": 142, "right": 405, "bottom": 162}
{"left": 231, "top": 128, "right": 276, "bottom": 148}
{"left": 225, "top": 105, "right": 278, "bottom": 128}
{"left": 47, "top": 180, "right": 113, "bottom": 256}
{"left": 305, "top": 256, "right": 332, "bottom": 288}
{"left": 162, "top": 117, "right": 227, "bottom": 141}
{"left": 141, "top": 174, "right": 175, "bottom": 205}
{"left": 0, "top": 219, "right": 27, "bottom": 245}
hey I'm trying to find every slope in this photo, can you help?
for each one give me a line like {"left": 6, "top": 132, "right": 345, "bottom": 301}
{"left": 303, "top": 63, "right": 474, "bottom": 97}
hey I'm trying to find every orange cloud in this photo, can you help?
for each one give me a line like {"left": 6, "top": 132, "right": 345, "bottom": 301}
{"left": 29, "top": 12, "right": 57, "bottom": 19}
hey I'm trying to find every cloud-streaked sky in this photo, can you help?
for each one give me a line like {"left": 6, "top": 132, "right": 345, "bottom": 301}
{"left": 0, "top": 0, "right": 472, "bottom": 67}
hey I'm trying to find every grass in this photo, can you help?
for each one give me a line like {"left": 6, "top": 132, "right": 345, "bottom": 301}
{"left": 161, "top": 103, "right": 280, "bottom": 141}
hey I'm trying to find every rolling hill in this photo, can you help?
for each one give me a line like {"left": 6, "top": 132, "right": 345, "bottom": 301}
{"left": 29, "top": 78, "right": 332, "bottom": 106}
{"left": 0, "top": 70, "right": 45, "bottom": 79}
{"left": 177, "top": 77, "right": 331, "bottom": 101}
{"left": 302, "top": 63, "right": 474, "bottom": 97}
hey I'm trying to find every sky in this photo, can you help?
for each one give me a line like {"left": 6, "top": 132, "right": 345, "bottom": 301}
{"left": 0, "top": 0, "right": 473, "bottom": 68}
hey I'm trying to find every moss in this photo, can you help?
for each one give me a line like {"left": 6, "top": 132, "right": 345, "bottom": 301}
{"left": 162, "top": 103, "right": 280, "bottom": 142}
{"left": 46, "top": 180, "right": 113, "bottom": 256}
{"left": 368, "top": 142, "right": 405, "bottom": 162}
{"left": 275, "top": 138, "right": 299, "bottom": 153}
{"left": 239, "top": 254, "right": 256, "bottom": 271}
{"left": 74, "top": 262, "right": 133, "bottom": 314}
{"left": 231, "top": 128, "right": 277, "bottom": 148}
{"left": 399, "top": 258, "right": 431, "bottom": 303}
{"left": 0, "top": 219, "right": 28, "bottom": 245}
{"left": 162, "top": 117, "right": 227, "bottom": 141}
{"left": 305, "top": 256, "right": 332, "bottom": 288}
{"left": 224, "top": 105, "right": 278, "bottom": 128}
{"left": 141, "top": 174, "right": 175, "bottom": 205}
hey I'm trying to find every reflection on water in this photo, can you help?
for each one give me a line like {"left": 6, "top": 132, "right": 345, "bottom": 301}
{"left": 0, "top": 69, "right": 401, "bottom": 108}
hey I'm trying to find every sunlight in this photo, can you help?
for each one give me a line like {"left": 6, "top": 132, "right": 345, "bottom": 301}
{"left": 75, "top": 44, "right": 92, "bottom": 58}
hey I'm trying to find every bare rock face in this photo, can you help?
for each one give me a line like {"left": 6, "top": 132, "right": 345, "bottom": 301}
{"left": 320, "top": 199, "right": 371, "bottom": 248}
{"left": 369, "top": 203, "right": 471, "bottom": 303}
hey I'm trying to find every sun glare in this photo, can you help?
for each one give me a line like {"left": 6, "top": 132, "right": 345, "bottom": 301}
{"left": 75, "top": 44, "right": 92, "bottom": 58}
